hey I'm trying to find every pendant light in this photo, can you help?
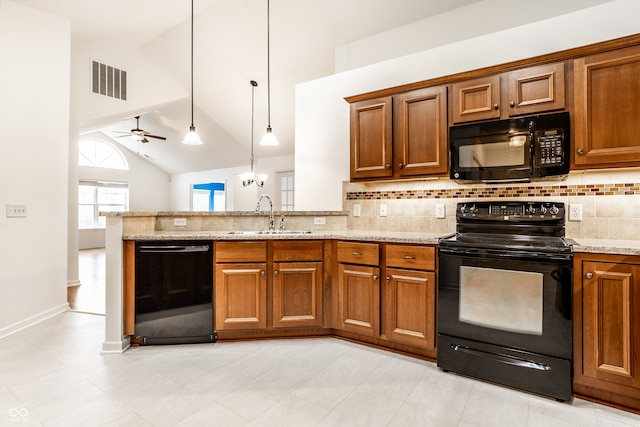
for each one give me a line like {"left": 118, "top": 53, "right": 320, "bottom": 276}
{"left": 260, "top": 0, "right": 278, "bottom": 146}
{"left": 183, "top": 0, "right": 202, "bottom": 145}
{"left": 242, "top": 80, "right": 267, "bottom": 187}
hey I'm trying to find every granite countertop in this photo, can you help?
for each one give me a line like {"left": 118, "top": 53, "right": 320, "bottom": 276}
{"left": 122, "top": 231, "right": 640, "bottom": 256}
{"left": 123, "top": 230, "right": 444, "bottom": 245}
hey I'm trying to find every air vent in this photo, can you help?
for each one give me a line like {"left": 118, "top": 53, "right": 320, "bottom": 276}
{"left": 91, "top": 60, "right": 127, "bottom": 100}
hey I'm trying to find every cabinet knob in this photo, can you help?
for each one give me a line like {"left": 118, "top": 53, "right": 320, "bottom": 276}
{"left": 577, "top": 148, "right": 585, "bottom": 155}
{"left": 261, "top": 271, "right": 265, "bottom": 276}
{"left": 397, "top": 163, "right": 404, "bottom": 169}
{"left": 373, "top": 275, "right": 378, "bottom": 281}
{"left": 585, "top": 272, "right": 593, "bottom": 279}
{"left": 509, "top": 101, "right": 515, "bottom": 108}
{"left": 274, "top": 270, "right": 279, "bottom": 276}
{"left": 386, "top": 276, "right": 390, "bottom": 282}
{"left": 493, "top": 103, "right": 499, "bottom": 110}
{"left": 385, "top": 163, "right": 392, "bottom": 169}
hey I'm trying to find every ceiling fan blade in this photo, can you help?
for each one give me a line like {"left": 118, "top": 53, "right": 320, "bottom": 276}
{"left": 145, "top": 134, "right": 167, "bottom": 140}
{"left": 112, "top": 130, "right": 130, "bottom": 134}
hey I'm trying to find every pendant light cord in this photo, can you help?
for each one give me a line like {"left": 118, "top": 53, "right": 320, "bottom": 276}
{"left": 250, "top": 81, "right": 257, "bottom": 172}
{"left": 266, "top": 0, "right": 271, "bottom": 128}
{"left": 190, "top": 0, "right": 195, "bottom": 127}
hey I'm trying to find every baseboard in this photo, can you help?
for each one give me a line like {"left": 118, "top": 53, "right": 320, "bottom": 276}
{"left": 0, "top": 303, "right": 69, "bottom": 339}
{"left": 101, "top": 336, "right": 131, "bottom": 354}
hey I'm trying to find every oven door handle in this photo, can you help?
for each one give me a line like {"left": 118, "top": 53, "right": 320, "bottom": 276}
{"left": 438, "top": 246, "right": 572, "bottom": 262}
{"left": 450, "top": 344, "right": 551, "bottom": 371}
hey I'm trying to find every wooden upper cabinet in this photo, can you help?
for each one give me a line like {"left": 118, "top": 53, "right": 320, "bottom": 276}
{"left": 573, "top": 44, "right": 640, "bottom": 169}
{"left": 506, "top": 62, "right": 565, "bottom": 116}
{"left": 452, "top": 62, "right": 565, "bottom": 123}
{"left": 451, "top": 75, "right": 500, "bottom": 123}
{"left": 350, "top": 96, "right": 393, "bottom": 180}
{"left": 393, "top": 86, "right": 448, "bottom": 176}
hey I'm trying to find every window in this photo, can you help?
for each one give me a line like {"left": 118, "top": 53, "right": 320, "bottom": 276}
{"left": 192, "top": 182, "right": 226, "bottom": 211}
{"left": 79, "top": 181, "right": 128, "bottom": 229}
{"left": 79, "top": 139, "right": 128, "bottom": 170}
{"left": 279, "top": 171, "right": 295, "bottom": 211}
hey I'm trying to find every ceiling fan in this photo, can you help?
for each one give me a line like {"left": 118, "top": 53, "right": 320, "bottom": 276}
{"left": 113, "top": 116, "right": 166, "bottom": 143}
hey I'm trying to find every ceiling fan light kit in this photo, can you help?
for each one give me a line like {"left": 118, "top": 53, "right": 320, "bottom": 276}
{"left": 114, "top": 116, "right": 166, "bottom": 143}
{"left": 260, "top": 0, "right": 278, "bottom": 147}
{"left": 183, "top": 0, "right": 202, "bottom": 146}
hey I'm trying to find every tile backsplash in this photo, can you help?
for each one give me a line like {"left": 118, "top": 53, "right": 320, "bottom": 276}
{"left": 344, "top": 169, "right": 640, "bottom": 241}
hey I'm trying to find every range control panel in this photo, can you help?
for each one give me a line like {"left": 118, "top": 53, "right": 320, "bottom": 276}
{"left": 458, "top": 201, "right": 565, "bottom": 220}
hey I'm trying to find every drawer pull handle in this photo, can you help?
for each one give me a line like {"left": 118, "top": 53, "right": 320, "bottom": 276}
{"left": 403, "top": 255, "right": 416, "bottom": 260}
{"left": 352, "top": 251, "right": 362, "bottom": 256}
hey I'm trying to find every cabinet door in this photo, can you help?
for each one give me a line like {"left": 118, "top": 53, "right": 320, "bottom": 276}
{"left": 350, "top": 97, "right": 393, "bottom": 179}
{"left": 383, "top": 268, "right": 436, "bottom": 349}
{"left": 506, "top": 62, "right": 565, "bottom": 116}
{"left": 338, "top": 263, "right": 380, "bottom": 337}
{"left": 451, "top": 75, "right": 500, "bottom": 123}
{"left": 573, "top": 45, "right": 640, "bottom": 169}
{"left": 582, "top": 261, "right": 640, "bottom": 389}
{"left": 273, "top": 262, "right": 323, "bottom": 328}
{"left": 394, "top": 86, "right": 448, "bottom": 176}
{"left": 215, "top": 263, "right": 267, "bottom": 330}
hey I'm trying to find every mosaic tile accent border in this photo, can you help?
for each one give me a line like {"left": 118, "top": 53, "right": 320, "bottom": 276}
{"left": 346, "top": 183, "right": 640, "bottom": 200}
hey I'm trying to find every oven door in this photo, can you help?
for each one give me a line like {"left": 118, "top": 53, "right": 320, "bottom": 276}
{"left": 437, "top": 246, "right": 572, "bottom": 359}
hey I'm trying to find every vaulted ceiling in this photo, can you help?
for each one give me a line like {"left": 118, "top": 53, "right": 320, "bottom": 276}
{"left": 11, "top": 0, "right": 611, "bottom": 174}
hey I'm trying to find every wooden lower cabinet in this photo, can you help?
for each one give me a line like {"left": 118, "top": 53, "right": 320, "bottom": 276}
{"left": 215, "top": 262, "right": 267, "bottom": 330}
{"left": 383, "top": 268, "right": 436, "bottom": 350}
{"left": 337, "top": 262, "right": 380, "bottom": 337}
{"left": 573, "top": 253, "right": 640, "bottom": 412}
{"left": 272, "top": 261, "right": 323, "bottom": 328}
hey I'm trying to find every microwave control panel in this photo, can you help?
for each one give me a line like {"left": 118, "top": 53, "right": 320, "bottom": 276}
{"left": 536, "top": 129, "right": 564, "bottom": 166}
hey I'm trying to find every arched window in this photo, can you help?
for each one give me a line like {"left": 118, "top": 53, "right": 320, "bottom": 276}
{"left": 79, "top": 138, "right": 128, "bottom": 170}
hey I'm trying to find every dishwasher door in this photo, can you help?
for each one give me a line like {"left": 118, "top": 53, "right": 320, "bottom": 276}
{"left": 135, "top": 241, "right": 216, "bottom": 345}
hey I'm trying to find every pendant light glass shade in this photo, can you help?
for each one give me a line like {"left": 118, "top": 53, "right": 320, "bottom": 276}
{"left": 260, "top": 0, "right": 278, "bottom": 147}
{"left": 183, "top": 125, "right": 202, "bottom": 145}
{"left": 260, "top": 126, "right": 278, "bottom": 146}
{"left": 183, "top": 0, "right": 203, "bottom": 145}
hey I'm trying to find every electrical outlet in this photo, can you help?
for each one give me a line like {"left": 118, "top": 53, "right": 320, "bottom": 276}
{"left": 313, "top": 217, "right": 326, "bottom": 225}
{"left": 435, "top": 204, "right": 446, "bottom": 219}
{"left": 379, "top": 204, "right": 388, "bottom": 217}
{"left": 174, "top": 218, "right": 187, "bottom": 226}
{"left": 569, "top": 204, "right": 582, "bottom": 221}
{"left": 6, "top": 204, "right": 27, "bottom": 218}
{"left": 353, "top": 204, "right": 361, "bottom": 217}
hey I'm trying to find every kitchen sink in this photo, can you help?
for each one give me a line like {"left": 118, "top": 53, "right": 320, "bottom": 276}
{"left": 227, "top": 230, "right": 312, "bottom": 235}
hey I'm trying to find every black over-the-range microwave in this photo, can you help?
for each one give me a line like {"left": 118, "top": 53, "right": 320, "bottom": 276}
{"left": 449, "top": 111, "right": 570, "bottom": 183}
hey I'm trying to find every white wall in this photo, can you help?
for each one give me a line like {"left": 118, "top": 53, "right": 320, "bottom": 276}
{"left": 295, "top": 0, "right": 640, "bottom": 211}
{"left": 0, "top": 1, "right": 70, "bottom": 336}
{"left": 170, "top": 155, "right": 294, "bottom": 211}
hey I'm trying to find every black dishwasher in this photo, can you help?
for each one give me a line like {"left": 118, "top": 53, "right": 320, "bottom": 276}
{"left": 135, "top": 240, "right": 216, "bottom": 345}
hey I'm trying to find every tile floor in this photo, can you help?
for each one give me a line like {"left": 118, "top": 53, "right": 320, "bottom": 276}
{"left": 67, "top": 249, "right": 106, "bottom": 315}
{"left": 1, "top": 312, "right": 639, "bottom": 426}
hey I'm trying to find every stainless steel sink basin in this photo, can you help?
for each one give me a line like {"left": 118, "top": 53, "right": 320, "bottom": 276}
{"left": 227, "top": 230, "right": 312, "bottom": 235}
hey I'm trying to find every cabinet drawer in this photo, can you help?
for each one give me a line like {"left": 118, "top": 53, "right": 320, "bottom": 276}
{"left": 384, "top": 244, "right": 435, "bottom": 271}
{"left": 337, "top": 241, "right": 379, "bottom": 266}
{"left": 215, "top": 241, "right": 267, "bottom": 263}
{"left": 273, "top": 240, "right": 323, "bottom": 262}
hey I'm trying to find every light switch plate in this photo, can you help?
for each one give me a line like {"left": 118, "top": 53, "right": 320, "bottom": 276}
{"left": 313, "top": 217, "right": 326, "bottom": 225}
{"left": 379, "top": 204, "right": 388, "bottom": 217}
{"left": 174, "top": 218, "right": 187, "bottom": 226}
{"left": 353, "top": 204, "right": 361, "bottom": 217}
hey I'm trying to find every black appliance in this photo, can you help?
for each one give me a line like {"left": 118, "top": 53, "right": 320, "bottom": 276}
{"left": 135, "top": 240, "right": 216, "bottom": 345}
{"left": 449, "top": 111, "right": 570, "bottom": 183}
{"left": 437, "top": 202, "right": 573, "bottom": 401}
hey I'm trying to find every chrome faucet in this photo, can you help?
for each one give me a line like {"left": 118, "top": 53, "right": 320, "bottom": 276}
{"left": 279, "top": 214, "right": 285, "bottom": 231}
{"left": 255, "top": 194, "right": 275, "bottom": 231}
